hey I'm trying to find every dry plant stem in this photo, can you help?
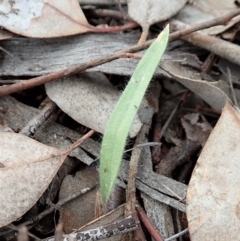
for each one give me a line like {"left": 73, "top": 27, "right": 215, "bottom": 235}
{"left": 116, "top": 0, "right": 126, "bottom": 20}
{"left": 1, "top": 9, "right": 240, "bottom": 96}
{"left": 165, "top": 228, "right": 189, "bottom": 241}
{"left": 138, "top": 25, "right": 149, "bottom": 44}
{"left": 125, "top": 125, "right": 150, "bottom": 217}
{"left": 45, "top": 215, "right": 140, "bottom": 241}
{"left": 227, "top": 68, "right": 238, "bottom": 107}
{"left": 201, "top": 53, "right": 218, "bottom": 73}
{"left": 35, "top": 184, "right": 97, "bottom": 222}
{"left": 152, "top": 93, "right": 162, "bottom": 164}
{"left": 136, "top": 205, "right": 164, "bottom": 241}
{"left": 62, "top": 130, "right": 95, "bottom": 155}
{"left": 20, "top": 100, "right": 57, "bottom": 136}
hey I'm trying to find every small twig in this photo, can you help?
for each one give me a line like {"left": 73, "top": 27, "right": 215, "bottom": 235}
{"left": 227, "top": 67, "right": 238, "bottom": 107}
{"left": 45, "top": 215, "right": 140, "bottom": 241}
{"left": 125, "top": 125, "right": 150, "bottom": 217}
{"left": 35, "top": 184, "right": 98, "bottom": 222}
{"left": 164, "top": 228, "right": 189, "bottom": 241}
{"left": 116, "top": 0, "right": 126, "bottom": 20}
{"left": 1, "top": 9, "right": 240, "bottom": 96}
{"left": 61, "top": 130, "right": 95, "bottom": 156}
{"left": 20, "top": 100, "right": 57, "bottom": 136}
{"left": 136, "top": 204, "right": 164, "bottom": 241}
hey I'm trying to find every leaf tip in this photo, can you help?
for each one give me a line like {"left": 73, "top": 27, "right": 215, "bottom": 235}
{"left": 157, "top": 24, "right": 169, "bottom": 42}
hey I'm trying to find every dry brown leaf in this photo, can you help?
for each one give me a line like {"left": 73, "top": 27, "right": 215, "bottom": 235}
{"left": 0, "top": 132, "right": 67, "bottom": 227}
{"left": 0, "top": 0, "right": 92, "bottom": 38}
{"left": 127, "top": 0, "right": 187, "bottom": 42}
{"left": 160, "top": 61, "right": 232, "bottom": 112}
{"left": 187, "top": 103, "right": 240, "bottom": 240}
{"left": 45, "top": 72, "right": 142, "bottom": 138}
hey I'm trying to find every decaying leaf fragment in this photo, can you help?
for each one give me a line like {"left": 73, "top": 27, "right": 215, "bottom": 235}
{"left": 187, "top": 103, "right": 240, "bottom": 240}
{"left": 0, "top": 132, "right": 67, "bottom": 228}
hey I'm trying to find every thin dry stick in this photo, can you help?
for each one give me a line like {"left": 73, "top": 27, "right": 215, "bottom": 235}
{"left": 227, "top": 67, "right": 238, "bottom": 107}
{"left": 165, "top": 228, "right": 189, "bottom": 241}
{"left": 136, "top": 204, "right": 164, "bottom": 241}
{"left": 61, "top": 129, "right": 95, "bottom": 156}
{"left": 125, "top": 125, "right": 150, "bottom": 217}
{"left": 20, "top": 100, "right": 57, "bottom": 136}
{"left": 1, "top": 8, "right": 240, "bottom": 96}
{"left": 35, "top": 184, "right": 97, "bottom": 222}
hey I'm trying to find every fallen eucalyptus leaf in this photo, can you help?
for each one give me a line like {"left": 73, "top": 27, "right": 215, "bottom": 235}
{"left": 160, "top": 61, "right": 232, "bottom": 112}
{"left": 0, "top": 0, "right": 92, "bottom": 38}
{"left": 0, "top": 132, "right": 67, "bottom": 227}
{"left": 45, "top": 72, "right": 142, "bottom": 138}
{"left": 127, "top": 0, "right": 186, "bottom": 42}
{"left": 187, "top": 103, "right": 240, "bottom": 240}
{"left": 0, "top": 130, "right": 93, "bottom": 227}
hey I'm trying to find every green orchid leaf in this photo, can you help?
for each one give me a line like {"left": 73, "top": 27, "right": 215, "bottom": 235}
{"left": 100, "top": 25, "right": 169, "bottom": 205}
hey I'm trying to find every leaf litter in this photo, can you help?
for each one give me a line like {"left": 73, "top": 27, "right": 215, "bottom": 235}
{"left": 0, "top": 130, "right": 93, "bottom": 228}
{"left": 1, "top": 0, "right": 240, "bottom": 240}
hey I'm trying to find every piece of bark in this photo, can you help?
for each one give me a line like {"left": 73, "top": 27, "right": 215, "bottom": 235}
{"left": 0, "top": 33, "right": 168, "bottom": 78}
{"left": 137, "top": 141, "right": 175, "bottom": 240}
{"left": 119, "top": 148, "right": 187, "bottom": 212}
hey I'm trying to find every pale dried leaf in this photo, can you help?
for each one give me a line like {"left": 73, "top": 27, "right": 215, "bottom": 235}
{"left": 0, "top": 0, "right": 91, "bottom": 38}
{"left": 0, "top": 132, "right": 66, "bottom": 227}
{"left": 187, "top": 103, "right": 240, "bottom": 240}
{"left": 127, "top": 0, "right": 187, "bottom": 27}
{"left": 45, "top": 72, "right": 142, "bottom": 138}
{"left": 181, "top": 113, "right": 212, "bottom": 146}
{"left": 160, "top": 61, "right": 232, "bottom": 112}
{"left": 127, "top": 0, "right": 187, "bottom": 42}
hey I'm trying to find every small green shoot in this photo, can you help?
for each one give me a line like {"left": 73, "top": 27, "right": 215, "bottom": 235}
{"left": 100, "top": 25, "right": 169, "bottom": 205}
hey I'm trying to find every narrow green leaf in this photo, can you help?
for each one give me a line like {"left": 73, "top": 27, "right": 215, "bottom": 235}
{"left": 100, "top": 25, "right": 169, "bottom": 205}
